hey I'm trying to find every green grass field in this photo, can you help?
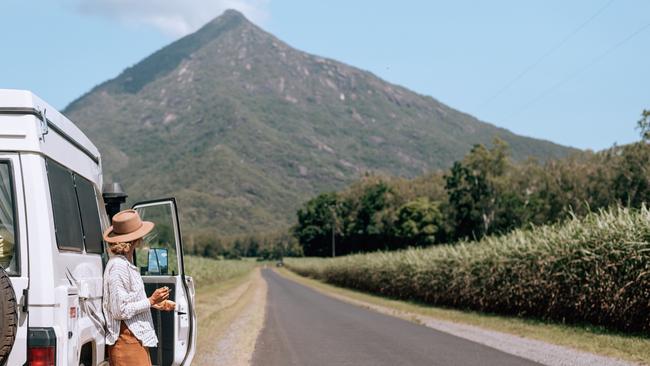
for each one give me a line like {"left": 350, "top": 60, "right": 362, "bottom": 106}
{"left": 185, "top": 256, "right": 256, "bottom": 288}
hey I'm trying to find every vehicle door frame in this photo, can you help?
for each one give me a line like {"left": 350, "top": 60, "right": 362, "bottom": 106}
{"left": 132, "top": 197, "right": 195, "bottom": 366}
{"left": 0, "top": 153, "right": 29, "bottom": 366}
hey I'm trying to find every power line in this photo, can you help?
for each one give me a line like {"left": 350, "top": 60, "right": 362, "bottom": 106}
{"left": 504, "top": 18, "right": 650, "bottom": 121}
{"left": 476, "top": 0, "right": 616, "bottom": 111}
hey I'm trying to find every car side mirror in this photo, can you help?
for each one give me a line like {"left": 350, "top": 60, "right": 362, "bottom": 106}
{"left": 147, "top": 248, "right": 169, "bottom": 275}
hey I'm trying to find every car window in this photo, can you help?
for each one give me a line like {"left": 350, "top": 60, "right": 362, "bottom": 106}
{"left": 0, "top": 161, "right": 19, "bottom": 275}
{"left": 136, "top": 202, "right": 180, "bottom": 276}
{"left": 47, "top": 158, "right": 105, "bottom": 254}
{"left": 76, "top": 175, "right": 103, "bottom": 254}
{"left": 47, "top": 159, "right": 84, "bottom": 251}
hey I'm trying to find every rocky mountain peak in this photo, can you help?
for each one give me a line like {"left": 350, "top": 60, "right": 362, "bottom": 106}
{"left": 70, "top": 10, "right": 254, "bottom": 98}
{"left": 197, "top": 8, "right": 252, "bottom": 39}
{"left": 215, "top": 9, "right": 248, "bottom": 23}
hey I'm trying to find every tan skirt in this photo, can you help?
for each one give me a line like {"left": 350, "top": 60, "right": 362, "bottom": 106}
{"left": 107, "top": 321, "right": 152, "bottom": 366}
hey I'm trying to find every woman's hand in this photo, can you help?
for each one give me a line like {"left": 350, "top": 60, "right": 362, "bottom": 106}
{"left": 149, "top": 286, "right": 170, "bottom": 306}
{"left": 152, "top": 300, "right": 176, "bottom": 312}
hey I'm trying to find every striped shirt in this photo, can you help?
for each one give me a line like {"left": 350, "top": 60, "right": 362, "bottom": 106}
{"left": 103, "top": 255, "right": 158, "bottom": 347}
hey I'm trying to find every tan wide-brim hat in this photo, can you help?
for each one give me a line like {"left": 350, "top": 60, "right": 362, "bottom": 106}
{"left": 103, "top": 209, "right": 155, "bottom": 244}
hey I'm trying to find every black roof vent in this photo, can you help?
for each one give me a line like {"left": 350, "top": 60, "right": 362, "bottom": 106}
{"left": 102, "top": 183, "right": 128, "bottom": 220}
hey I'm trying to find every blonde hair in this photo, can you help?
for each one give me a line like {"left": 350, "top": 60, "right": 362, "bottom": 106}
{"left": 108, "top": 241, "right": 131, "bottom": 255}
{"left": 108, "top": 238, "right": 142, "bottom": 255}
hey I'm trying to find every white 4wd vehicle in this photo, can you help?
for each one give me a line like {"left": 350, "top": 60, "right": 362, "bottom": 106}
{"left": 0, "top": 89, "right": 196, "bottom": 365}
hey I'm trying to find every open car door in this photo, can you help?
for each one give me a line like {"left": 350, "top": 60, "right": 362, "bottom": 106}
{"left": 133, "top": 198, "right": 196, "bottom": 366}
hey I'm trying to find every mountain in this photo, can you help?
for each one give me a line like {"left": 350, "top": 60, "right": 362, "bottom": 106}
{"left": 64, "top": 10, "right": 575, "bottom": 235}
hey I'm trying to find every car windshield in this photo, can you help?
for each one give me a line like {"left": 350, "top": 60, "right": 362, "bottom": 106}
{"left": 0, "top": 161, "right": 18, "bottom": 275}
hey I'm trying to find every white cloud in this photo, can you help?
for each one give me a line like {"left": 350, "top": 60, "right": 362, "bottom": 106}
{"left": 70, "top": 0, "right": 270, "bottom": 37}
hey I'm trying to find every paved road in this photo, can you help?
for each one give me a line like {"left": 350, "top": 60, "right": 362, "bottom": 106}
{"left": 252, "top": 269, "right": 541, "bottom": 366}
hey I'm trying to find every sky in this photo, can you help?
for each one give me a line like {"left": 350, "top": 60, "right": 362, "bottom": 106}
{"left": 1, "top": 0, "right": 649, "bottom": 150}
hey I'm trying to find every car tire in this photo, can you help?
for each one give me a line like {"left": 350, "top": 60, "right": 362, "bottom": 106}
{"left": 0, "top": 266, "right": 17, "bottom": 366}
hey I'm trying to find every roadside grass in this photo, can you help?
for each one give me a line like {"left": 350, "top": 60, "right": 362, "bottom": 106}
{"left": 278, "top": 268, "right": 650, "bottom": 365}
{"left": 194, "top": 270, "right": 258, "bottom": 360}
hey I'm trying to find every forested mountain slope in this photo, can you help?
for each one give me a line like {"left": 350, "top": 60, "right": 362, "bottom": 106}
{"left": 65, "top": 10, "right": 574, "bottom": 234}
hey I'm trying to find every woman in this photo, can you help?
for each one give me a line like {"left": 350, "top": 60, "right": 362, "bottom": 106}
{"left": 102, "top": 209, "right": 175, "bottom": 366}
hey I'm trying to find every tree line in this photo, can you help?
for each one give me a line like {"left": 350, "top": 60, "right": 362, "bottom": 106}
{"left": 294, "top": 114, "right": 650, "bottom": 256}
{"left": 183, "top": 229, "right": 303, "bottom": 260}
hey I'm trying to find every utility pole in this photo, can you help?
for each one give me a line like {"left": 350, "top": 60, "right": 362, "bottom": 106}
{"left": 330, "top": 205, "right": 336, "bottom": 257}
{"left": 332, "top": 223, "right": 335, "bottom": 257}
